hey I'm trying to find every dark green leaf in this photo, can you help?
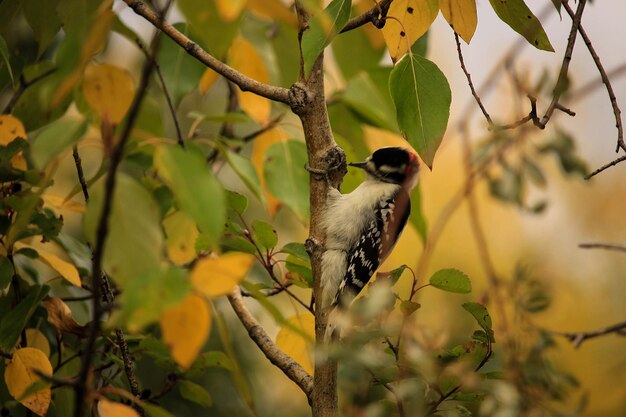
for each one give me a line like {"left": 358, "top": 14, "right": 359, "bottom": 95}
{"left": 252, "top": 220, "right": 277, "bottom": 250}
{"left": 462, "top": 302, "right": 495, "bottom": 342}
{"left": 0, "top": 35, "right": 12, "bottom": 84}
{"left": 226, "top": 189, "right": 248, "bottom": 215}
{"left": 430, "top": 269, "right": 472, "bottom": 293}
{"left": 155, "top": 145, "right": 226, "bottom": 248}
{"left": 15, "top": 247, "right": 39, "bottom": 259}
{"left": 264, "top": 140, "right": 309, "bottom": 220}
{"left": 177, "top": 0, "right": 240, "bottom": 59}
{"left": 488, "top": 0, "right": 554, "bottom": 51}
{"left": 301, "top": 0, "right": 352, "bottom": 75}
{"left": 488, "top": 165, "right": 522, "bottom": 204}
{"left": 0, "top": 255, "right": 12, "bottom": 289}
{"left": 22, "top": 0, "right": 61, "bottom": 56}
{"left": 285, "top": 255, "right": 313, "bottom": 286}
{"left": 143, "top": 403, "right": 176, "bottom": 417}
{"left": 539, "top": 130, "right": 587, "bottom": 178}
{"left": 524, "top": 158, "right": 546, "bottom": 187}
{"left": 551, "top": 0, "right": 562, "bottom": 17}
{"left": 389, "top": 54, "right": 451, "bottom": 168}
{"left": 200, "top": 350, "right": 234, "bottom": 371}
{"left": 179, "top": 380, "right": 213, "bottom": 408}
{"left": 411, "top": 33, "right": 429, "bottom": 57}
{"left": 223, "top": 150, "right": 265, "bottom": 205}
{"left": 271, "top": 22, "right": 300, "bottom": 87}
{"left": 0, "top": 285, "right": 49, "bottom": 351}
{"left": 221, "top": 235, "right": 258, "bottom": 255}
{"left": 157, "top": 23, "right": 206, "bottom": 104}
{"left": 31, "top": 118, "right": 88, "bottom": 168}
{"left": 280, "top": 242, "right": 309, "bottom": 261}
{"left": 341, "top": 72, "right": 398, "bottom": 131}
{"left": 377, "top": 264, "right": 407, "bottom": 286}
{"left": 84, "top": 174, "right": 164, "bottom": 284}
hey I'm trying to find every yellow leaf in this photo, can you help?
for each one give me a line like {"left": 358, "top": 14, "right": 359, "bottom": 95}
{"left": 164, "top": 211, "right": 199, "bottom": 265}
{"left": 97, "top": 399, "right": 140, "bottom": 417}
{"left": 251, "top": 128, "right": 288, "bottom": 216}
{"left": 42, "top": 297, "right": 88, "bottom": 336}
{"left": 52, "top": 4, "right": 114, "bottom": 106}
{"left": 355, "top": 1, "right": 385, "bottom": 49}
{"left": 191, "top": 253, "right": 255, "bottom": 298}
{"left": 4, "top": 348, "right": 52, "bottom": 416}
{"left": 0, "top": 114, "right": 27, "bottom": 170}
{"left": 246, "top": 0, "right": 298, "bottom": 27}
{"left": 82, "top": 63, "right": 135, "bottom": 124}
{"left": 215, "top": 0, "right": 245, "bottom": 22}
{"left": 15, "top": 242, "right": 82, "bottom": 287}
{"left": 160, "top": 294, "right": 211, "bottom": 369}
{"left": 275, "top": 313, "right": 315, "bottom": 375}
{"left": 440, "top": 0, "right": 477, "bottom": 43}
{"left": 25, "top": 329, "right": 51, "bottom": 358}
{"left": 382, "top": 0, "right": 439, "bottom": 62}
{"left": 43, "top": 194, "right": 85, "bottom": 213}
{"left": 199, "top": 68, "right": 220, "bottom": 95}
{"left": 228, "top": 37, "right": 271, "bottom": 123}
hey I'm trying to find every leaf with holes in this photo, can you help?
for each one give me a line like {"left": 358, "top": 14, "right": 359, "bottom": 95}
{"left": 382, "top": 0, "right": 438, "bottom": 62}
{"left": 389, "top": 54, "right": 451, "bottom": 168}
{"left": 489, "top": 0, "right": 554, "bottom": 51}
{"left": 4, "top": 348, "right": 53, "bottom": 416}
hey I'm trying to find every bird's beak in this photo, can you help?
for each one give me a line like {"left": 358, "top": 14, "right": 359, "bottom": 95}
{"left": 348, "top": 161, "right": 368, "bottom": 169}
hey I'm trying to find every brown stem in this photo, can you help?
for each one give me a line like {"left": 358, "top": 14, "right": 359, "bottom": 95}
{"left": 578, "top": 242, "right": 626, "bottom": 253}
{"left": 122, "top": 0, "right": 291, "bottom": 104}
{"left": 551, "top": 320, "right": 626, "bottom": 348}
{"left": 2, "top": 67, "right": 56, "bottom": 114}
{"left": 340, "top": 0, "right": 393, "bottom": 32}
{"left": 227, "top": 286, "right": 313, "bottom": 398}
{"left": 585, "top": 154, "right": 626, "bottom": 179}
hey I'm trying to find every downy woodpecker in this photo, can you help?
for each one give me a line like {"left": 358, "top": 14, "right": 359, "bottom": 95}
{"left": 320, "top": 147, "right": 420, "bottom": 314}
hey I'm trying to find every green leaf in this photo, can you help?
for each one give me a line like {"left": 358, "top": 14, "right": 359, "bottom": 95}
{"left": 280, "top": 242, "right": 309, "bottom": 261}
{"left": 409, "top": 184, "right": 427, "bottom": 244}
{"left": 22, "top": 0, "right": 61, "bottom": 56}
{"left": 225, "top": 189, "right": 248, "bottom": 215}
{"left": 84, "top": 174, "right": 164, "bottom": 284}
{"left": 157, "top": 23, "right": 206, "bottom": 105}
{"left": 377, "top": 264, "right": 408, "bottom": 286}
{"left": 31, "top": 118, "right": 88, "bottom": 168}
{"left": 342, "top": 72, "right": 398, "bottom": 131}
{"left": 430, "top": 269, "right": 472, "bottom": 293}
{"left": 285, "top": 254, "right": 313, "bottom": 286}
{"left": 223, "top": 150, "right": 265, "bottom": 205}
{"left": 155, "top": 145, "right": 226, "bottom": 248}
{"left": 199, "top": 350, "right": 234, "bottom": 371}
{"left": 264, "top": 140, "right": 309, "bottom": 220}
{"left": 143, "top": 403, "right": 176, "bottom": 417}
{"left": 462, "top": 302, "right": 495, "bottom": 342}
{"left": 0, "top": 255, "right": 13, "bottom": 290}
{"left": 488, "top": 165, "right": 522, "bottom": 204}
{"left": 221, "top": 235, "right": 258, "bottom": 255}
{"left": 539, "top": 130, "right": 588, "bottom": 178}
{"left": 400, "top": 300, "right": 420, "bottom": 316}
{"left": 389, "top": 54, "right": 451, "bottom": 168}
{"left": 0, "top": 35, "right": 12, "bottom": 84}
{"left": 252, "top": 220, "right": 277, "bottom": 250}
{"left": 0, "top": 285, "right": 49, "bottom": 351}
{"left": 179, "top": 380, "right": 213, "bottom": 408}
{"left": 488, "top": 0, "right": 554, "bottom": 52}
{"left": 177, "top": 0, "right": 240, "bottom": 59}
{"left": 551, "top": 0, "right": 562, "bottom": 17}
{"left": 118, "top": 267, "right": 191, "bottom": 330}
{"left": 301, "top": 0, "right": 352, "bottom": 75}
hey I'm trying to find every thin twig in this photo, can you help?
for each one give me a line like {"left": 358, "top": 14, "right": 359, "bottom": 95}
{"left": 367, "top": 369, "right": 405, "bottom": 417}
{"left": 578, "top": 242, "right": 626, "bottom": 253}
{"left": 242, "top": 112, "right": 286, "bottom": 142}
{"left": 72, "top": 146, "right": 90, "bottom": 201}
{"left": 227, "top": 286, "right": 314, "bottom": 398}
{"left": 220, "top": 81, "right": 239, "bottom": 139}
{"left": 340, "top": 0, "right": 393, "bottom": 33}
{"left": 539, "top": 0, "right": 587, "bottom": 127}
{"left": 585, "top": 154, "right": 626, "bottom": 179}
{"left": 241, "top": 282, "right": 294, "bottom": 297}
{"left": 561, "top": 0, "right": 624, "bottom": 153}
{"left": 73, "top": 18, "right": 158, "bottom": 417}
{"left": 551, "top": 320, "right": 626, "bottom": 348}
{"left": 2, "top": 67, "right": 56, "bottom": 114}
{"left": 454, "top": 32, "right": 493, "bottom": 126}
{"left": 122, "top": 0, "right": 291, "bottom": 104}
{"left": 136, "top": 39, "right": 184, "bottom": 148}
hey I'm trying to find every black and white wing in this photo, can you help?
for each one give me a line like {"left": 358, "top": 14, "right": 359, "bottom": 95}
{"left": 332, "top": 189, "right": 411, "bottom": 308}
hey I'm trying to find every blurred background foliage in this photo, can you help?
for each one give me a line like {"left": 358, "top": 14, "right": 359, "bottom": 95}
{"left": 1, "top": 0, "right": 625, "bottom": 417}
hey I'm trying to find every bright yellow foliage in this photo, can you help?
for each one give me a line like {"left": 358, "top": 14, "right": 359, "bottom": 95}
{"left": 191, "top": 253, "right": 255, "bottom": 298}
{"left": 4, "top": 348, "right": 52, "bottom": 417}
{"left": 275, "top": 313, "right": 315, "bottom": 375}
{"left": 251, "top": 128, "right": 289, "bottom": 216}
{"left": 97, "top": 399, "right": 140, "bottom": 417}
{"left": 82, "top": 63, "right": 135, "bottom": 124}
{"left": 215, "top": 0, "right": 245, "bottom": 21}
{"left": 440, "top": 0, "right": 478, "bottom": 44}
{"left": 163, "top": 211, "right": 199, "bottom": 265}
{"left": 160, "top": 294, "right": 211, "bottom": 369}
{"left": 15, "top": 242, "right": 81, "bottom": 287}
{"left": 247, "top": 0, "right": 298, "bottom": 26}
{"left": 0, "top": 114, "right": 27, "bottom": 170}
{"left": 382, "top": 0, "right": 439, "bottom": 62}
{"left": 228, "top": 37, "right": 271, "bottom": 123}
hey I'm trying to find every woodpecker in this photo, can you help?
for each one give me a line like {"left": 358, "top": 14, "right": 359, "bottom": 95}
{"left": 320, "top": 147, "right": 420, "bottom": 313}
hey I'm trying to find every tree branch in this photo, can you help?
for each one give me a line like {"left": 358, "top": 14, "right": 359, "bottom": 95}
{"left": 551, "top": 320, "right": 626, "bottom": 348}
{"left": 578, "top": 242, "right": 626, "bottom": 253}
{"left": 340, "top": 0, "right": 393, "bottom": 33}
{"left": 122, "top": 0, "right": 291, "bottom": 104}
{"left": 227, "top": 286, "right": 313, "bottom": 398}
{"left": 585, "top": 154, "right": 626, "bottom": 179}
{"left": 561, "top": 0, "right": 624, "bottom": 153}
